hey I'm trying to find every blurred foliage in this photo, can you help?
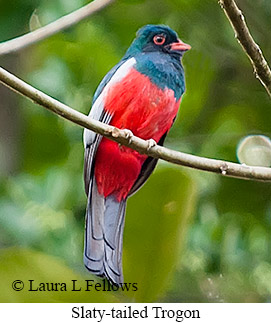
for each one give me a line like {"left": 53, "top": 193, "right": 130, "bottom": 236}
{"left": 0, "top": 248, "right": 118, "bottom": 302}
{"left": 0, "top": 0, "right": 271, "bottom": 303}
{"left": 237, "top": 135, "right": 271, "bottom": 167}
{"left": 124, "top": 168, "right": 197, "bottom": 302}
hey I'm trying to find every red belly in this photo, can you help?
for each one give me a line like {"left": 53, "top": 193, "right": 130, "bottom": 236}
{"left": 94, "top": 68, "right": 181, "bottom": 201}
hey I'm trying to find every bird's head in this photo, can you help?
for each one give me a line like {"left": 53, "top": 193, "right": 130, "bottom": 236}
{"left": 125, "top": 24, "right": 191, "bottom": 59}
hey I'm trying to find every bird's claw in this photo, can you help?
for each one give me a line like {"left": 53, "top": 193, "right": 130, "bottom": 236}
{"left": 146, "top": 138, "right": 157, "bottom": 151}
{"left": 122, "top": 129, "right": 134, "bottom": 144}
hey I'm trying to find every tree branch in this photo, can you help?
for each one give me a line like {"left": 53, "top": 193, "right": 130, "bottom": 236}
{"left": 1, "top": 66, "right": 271, "bottom": 182}
{"left": 0, "top": 0, "right": 114, "bottom": 56}
{"left": 219, "top": 0, "right": 271, "bottom": 97}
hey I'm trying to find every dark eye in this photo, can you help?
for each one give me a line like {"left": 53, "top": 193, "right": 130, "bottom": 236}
{"left": 153, "top": 34, "right": 166, "bottom": 45}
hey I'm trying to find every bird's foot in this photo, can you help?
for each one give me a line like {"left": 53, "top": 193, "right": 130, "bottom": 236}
{"left": 122, "top": 129, "right": 134, "bottom": 144}
{"left": 146, "top": 138, "right": 157, "bottom": 151}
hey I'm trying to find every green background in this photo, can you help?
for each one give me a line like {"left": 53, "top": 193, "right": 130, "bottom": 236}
{"left": 0, "top": 0, "right": 271, "bottom": 302}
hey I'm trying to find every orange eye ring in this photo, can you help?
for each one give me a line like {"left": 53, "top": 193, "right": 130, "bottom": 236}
{"left": 153, "top": 34, "right": 166, "bottom": 45}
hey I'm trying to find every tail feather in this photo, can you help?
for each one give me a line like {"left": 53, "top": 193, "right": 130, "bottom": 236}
{"left": 84, "top": 180, "right": 126, "bottom": 285}
{"left": 90, "top": 182, "right": 104, "bottom": 240}
{"left": 104, "top": 195, "right": 125, "bottom": 249}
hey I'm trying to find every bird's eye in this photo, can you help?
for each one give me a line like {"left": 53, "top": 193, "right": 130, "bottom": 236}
{"left": 153, "top": 34, "right": 166, "bottom": 45}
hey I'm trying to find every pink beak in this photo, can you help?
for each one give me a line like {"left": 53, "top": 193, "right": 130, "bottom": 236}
{"left": 170, "top": 38, "right": 191, "bottom": 52}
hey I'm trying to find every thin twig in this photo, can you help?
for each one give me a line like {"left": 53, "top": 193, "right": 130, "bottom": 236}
{"left": 1, "top": 66, "right": 271, "bottom": 182}
{"left": 0, "top": 0, "right": 114, "bottom": 56}
{"left": 219, "top": 0, "right": 271, "bottom": 97}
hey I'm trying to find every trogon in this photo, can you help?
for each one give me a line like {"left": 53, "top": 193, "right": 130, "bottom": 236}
{"left": 83, "top": 24, "right": 190, "bottom": 285}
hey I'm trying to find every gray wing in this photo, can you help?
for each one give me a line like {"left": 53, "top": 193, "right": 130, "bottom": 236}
{"left": 84, "top": 110, "right": 111, "bottom": 195}
{"left": 129, "top": 113, "right": 179, "bottom": 196}
{"left": 83, "top": 57, "right": 136, "bottom": 194}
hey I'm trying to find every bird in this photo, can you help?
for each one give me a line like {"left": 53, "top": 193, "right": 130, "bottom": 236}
{"left": 83, "top": 24, "right": 190, "bottom": 286}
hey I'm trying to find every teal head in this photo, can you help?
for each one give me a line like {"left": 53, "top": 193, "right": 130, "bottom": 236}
{"left": 125, "top": 24, "right": 191, "bottom": 59}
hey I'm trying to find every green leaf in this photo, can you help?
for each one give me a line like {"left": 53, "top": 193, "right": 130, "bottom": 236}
{"left": 0, "top": 248, "right": 118, "bottom": 302}
{"left": 123, "top": 166, "right": 197, "bottom": 302}
{"left": 237, "top": 135, "right": 271, "bottom": 167}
